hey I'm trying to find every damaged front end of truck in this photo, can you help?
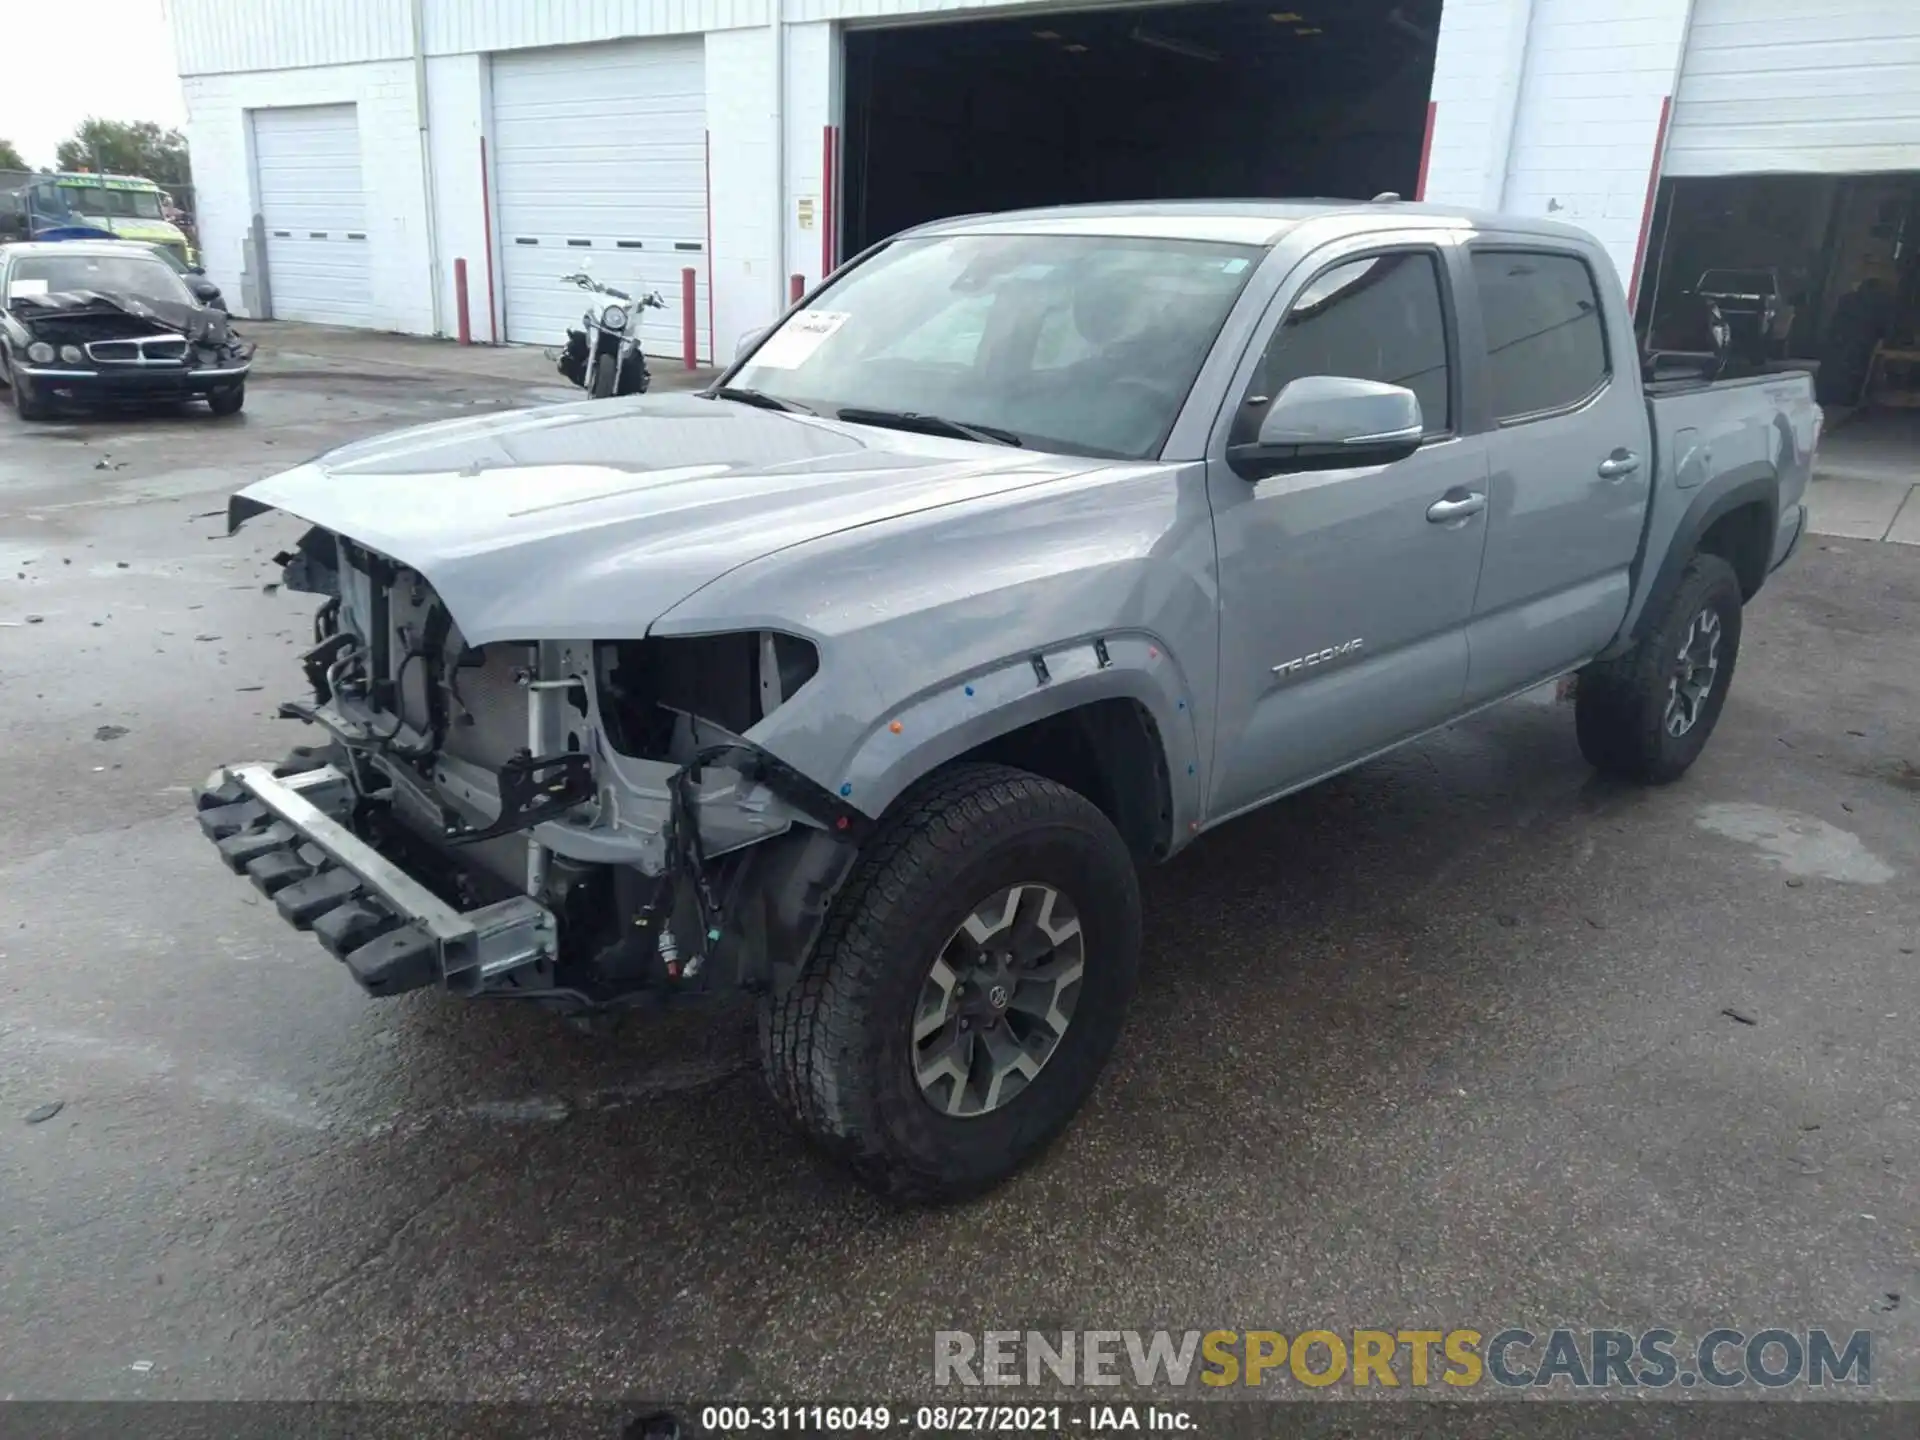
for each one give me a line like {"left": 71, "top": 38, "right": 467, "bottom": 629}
{"left": 196, "top": 515, "right": 865, "bottom": 1011}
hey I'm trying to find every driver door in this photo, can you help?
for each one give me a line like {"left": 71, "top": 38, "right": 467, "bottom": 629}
{"left": 1203, "top": 240, "right": 1492, "bottom": 821}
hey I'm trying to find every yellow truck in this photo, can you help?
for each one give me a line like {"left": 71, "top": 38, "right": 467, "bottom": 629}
{"left": 1, "top": 173, "right": 194, "bottom": 265}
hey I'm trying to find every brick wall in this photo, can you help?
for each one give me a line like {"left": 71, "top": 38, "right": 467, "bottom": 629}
{"left": 706, "top": 27, "right": 780, "bottom": 361}
{"left": 183, "top": 60, "right": 435, "bottom": 333}
{"left": 1424, "top": 0, "right": 1693, "bottom": 283}
{"left": 1502, "top": 0, "right": 1693, "bottom": 281}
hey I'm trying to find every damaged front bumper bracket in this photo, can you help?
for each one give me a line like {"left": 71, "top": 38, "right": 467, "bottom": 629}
{"left": 196, "top": 762, "right": 556, "bottom": 997}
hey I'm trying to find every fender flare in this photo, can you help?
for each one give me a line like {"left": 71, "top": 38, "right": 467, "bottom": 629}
{"left": 1608, "top": 468, "right": 1779, "bottom": 657}
{"left": 828, "top": 631, "right": 1206, "bottom": 838}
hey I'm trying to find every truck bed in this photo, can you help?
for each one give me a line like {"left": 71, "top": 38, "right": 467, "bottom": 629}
{"left": 1611, "top": 366, "right": 1820, "bottom": 646}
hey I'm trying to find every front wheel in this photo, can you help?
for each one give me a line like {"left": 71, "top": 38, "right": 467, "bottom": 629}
{"left": 761, "top": 763, "right": 1141, "bottom": 1202}
{"left": 1575, "top": 552, "right": 1744, "bottom": 783}
{"left": 589, "top": 355, "right": 616, "bottom": 398}
{"left": 207, "top": 383, "right": 245, "bottom": 416}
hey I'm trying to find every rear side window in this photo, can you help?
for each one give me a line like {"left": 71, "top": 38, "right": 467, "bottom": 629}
{"left": 1250, "top": 250, "right": 1452, "bottom": 435}
{"left": 1472, "top": 249, "right": 1608, "bottom": 422}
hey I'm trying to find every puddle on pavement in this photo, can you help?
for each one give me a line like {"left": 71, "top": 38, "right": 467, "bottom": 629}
{"left": 1693, "top": 802, "right": 1896, "bottom": 884}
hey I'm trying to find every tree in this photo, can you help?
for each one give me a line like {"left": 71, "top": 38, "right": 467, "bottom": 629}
{"left": 0, "top": 138, "right": 27, "bottom": 172}
{"left": 54, "top": 119, "right": 190, "bottom": 187}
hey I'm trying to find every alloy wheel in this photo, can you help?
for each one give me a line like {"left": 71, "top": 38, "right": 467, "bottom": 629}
{"left": 1664, "top": 607, "right": 1723, "bottom": 737}
{"left": 910, "top": 882, "right": 1084, "bottom": 1118}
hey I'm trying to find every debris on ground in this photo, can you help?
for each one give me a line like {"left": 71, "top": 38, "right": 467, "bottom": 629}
{"left": 25, "top": 1101, "right": 64, "bottom": 1124}
{"left": 94, "top": 725, "right": 130, "bottom": 741}
{"left": 235, "top": 685, "right": 264, "bottom": 693}
{"left": 26, "top": 614, "right": 44, "bottom": 624}
{"left": 193, "top": 634, "right": 221, "bottom": 642}
{"left": 1721, "top": 1007, "right": 1758, "bottom": 1026}
{"left": 262, "top": 582, "right": 279, "bottom": 595}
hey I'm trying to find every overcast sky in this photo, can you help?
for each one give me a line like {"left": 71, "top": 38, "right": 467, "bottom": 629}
{"left": 1, "top": 2, "right": 187, "bottom": 169}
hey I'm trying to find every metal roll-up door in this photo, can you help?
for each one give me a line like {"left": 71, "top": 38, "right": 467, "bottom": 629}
{"left": 491, "top": 38, "right": 709, "bottom": 354}
{"left": 251, "top": 104, "right": 373, "bottom": 327}
{"left": 1667, "top": 0, "right": 1920, "bottom": 176}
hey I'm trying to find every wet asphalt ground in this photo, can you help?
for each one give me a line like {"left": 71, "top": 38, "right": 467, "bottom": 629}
{"left": 1, "top": 339, "right": 1917, "bottom": 1414}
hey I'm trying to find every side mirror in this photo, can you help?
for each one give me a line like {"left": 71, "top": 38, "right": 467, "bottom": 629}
{"left": 188, "top": 276, "right": 224, "bottom": 306}
{"left": 1228, "top": 375, "right": 1423, "bottom": 479}
{"left": 734, "top": 325, "right": 770, "bottom": 362}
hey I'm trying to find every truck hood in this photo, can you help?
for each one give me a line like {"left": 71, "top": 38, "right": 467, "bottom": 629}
{"left": 233, "top": 392, "right": 1098, "bottom": 644}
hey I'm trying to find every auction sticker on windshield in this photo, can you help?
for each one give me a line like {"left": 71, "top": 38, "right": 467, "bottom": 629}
{"left": 9, "top": 279, "right": 48, "bottom": 299}
{"left": 753, "top": 310, "right": 851, "bottom": 368}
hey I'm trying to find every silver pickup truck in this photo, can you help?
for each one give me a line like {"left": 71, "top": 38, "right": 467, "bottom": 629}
{"left": 199, "top": 200, "right": 1818, "bottom": 1201}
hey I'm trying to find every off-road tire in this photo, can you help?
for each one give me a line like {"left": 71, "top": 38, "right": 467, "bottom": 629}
{"left": 207, "top": 383, "right": 245, "bottom": 417}
{"left": 1575, "top": 552, "right": 1743, "bottom": 784}
{"left": 760, "top": 762, "right": 1141, "bottom": 1203}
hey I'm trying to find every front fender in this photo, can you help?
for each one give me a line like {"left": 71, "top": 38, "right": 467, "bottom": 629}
{"left": 833, "top": 632, "right": 1204, "bottom": 832}
{"left": 649, "top": 459, "right": 1222, "bottom": 834}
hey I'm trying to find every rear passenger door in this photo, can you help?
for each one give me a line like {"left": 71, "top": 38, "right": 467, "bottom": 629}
{"left": 1462, "top": 245, "right": 1651, "bottom": 704}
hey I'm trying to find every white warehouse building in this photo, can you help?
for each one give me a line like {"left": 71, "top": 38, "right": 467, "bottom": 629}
{"left": 172, "top": 0, "right": 1920, "bottom": 381}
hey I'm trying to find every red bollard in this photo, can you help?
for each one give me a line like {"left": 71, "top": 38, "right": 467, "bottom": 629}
{"left": 790, "top": 274, "right": 805, "bottom": 305}
{"left": 682, "top": 267, "right": 698, "bottom": 370}
{"left": 453, "top": 258, "right": 472, "bottom": 345}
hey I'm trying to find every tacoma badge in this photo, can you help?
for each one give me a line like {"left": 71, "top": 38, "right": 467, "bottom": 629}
{"left": 1273, "top": 638, "right": 1364, "bottom": 677}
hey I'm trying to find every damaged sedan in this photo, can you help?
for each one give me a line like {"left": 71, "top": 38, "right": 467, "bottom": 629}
{"left": 0, "top": 241, "right": 253, "bottom": 420}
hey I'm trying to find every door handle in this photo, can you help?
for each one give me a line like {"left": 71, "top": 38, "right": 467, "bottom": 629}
{"left": 1597, "top": 451, "right": 1641, "bottom": 480}
{"left": 1426, "top": 491, "right": 1486, "bottom": 523}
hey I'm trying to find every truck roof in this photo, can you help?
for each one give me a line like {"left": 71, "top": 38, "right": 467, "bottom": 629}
{"left": 912, "top": 198, "right": 1600, "bottom": 249}
{"left": 48, "top": 172, "right": 163, "bottom": 190}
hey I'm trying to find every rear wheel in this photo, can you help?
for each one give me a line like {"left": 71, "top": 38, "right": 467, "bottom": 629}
{"left": 207, "top": 383, "right": 245, "bottom": 416}
{"left": 761, "top": 763, "right": 1141, "bottom": 1202}
{"left": 1575, "top": 552, "right": 1743, "bottom": 783}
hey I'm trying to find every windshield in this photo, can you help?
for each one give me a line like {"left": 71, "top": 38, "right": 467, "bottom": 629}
{"left": 10, "top": 253, "right": 193, "bottom": 305}
{"left": 729, "top": 232, "right": 1263, "bottom": 458}
{"left": 58, "top": 185, "right": 164, "bottom": 220}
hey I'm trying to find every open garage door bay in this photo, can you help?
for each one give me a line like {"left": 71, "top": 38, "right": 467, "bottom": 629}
{"left": 841, "top": 0, "right": 1439, "bottom": 253}
{"left": 492, "top": 39, "right": 709, "bottom": 356}
{"left": 252, "top": 104, "right": 372, "bottom": 328}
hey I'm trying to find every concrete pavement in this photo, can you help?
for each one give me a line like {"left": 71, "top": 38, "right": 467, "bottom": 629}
{"left": 2, "top": 331, "right": 1916, "bottom": 1410}
{"left": 1810, "top": 409, "right": 1920, "bottom": 545}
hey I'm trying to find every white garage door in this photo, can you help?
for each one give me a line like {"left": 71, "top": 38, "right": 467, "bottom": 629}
{"left": 252, "top": 104, "right": 373, "bottom": 327}
{"left": 492, "top": 39, "right": 709, "bottom": 356}
{"left": 1667, "top": 0, "right": 1920, "bottom": 176}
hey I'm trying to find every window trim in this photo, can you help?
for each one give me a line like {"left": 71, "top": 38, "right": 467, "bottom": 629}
{"left": 1234, "top": 243, "right": 1461, "bottom": 446}
{"left": 1467, "top": 244, "right": 1613, "bottom": 429}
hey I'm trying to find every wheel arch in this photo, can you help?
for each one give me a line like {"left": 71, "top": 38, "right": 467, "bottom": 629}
{"left": 832, "top": 633, "right": 1204, "bottom": 856}
{"left": 1612, "top": 469, "right": 1779, "bottom": 655}
{"left": 949, "top": 697, "right": 1174, "bottom": 862}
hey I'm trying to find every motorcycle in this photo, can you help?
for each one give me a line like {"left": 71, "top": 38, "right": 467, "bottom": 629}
{"left": 554, "top": 271, "right": 666, "bottom": 398}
